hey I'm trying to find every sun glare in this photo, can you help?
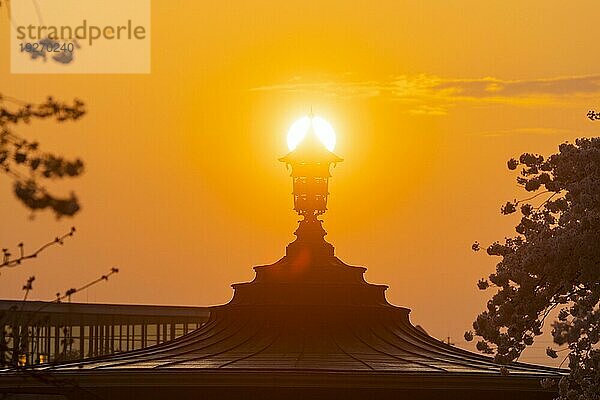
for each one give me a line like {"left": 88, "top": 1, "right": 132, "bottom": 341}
{"left": 287, "top": 115, "right": 336, "bottom": 152}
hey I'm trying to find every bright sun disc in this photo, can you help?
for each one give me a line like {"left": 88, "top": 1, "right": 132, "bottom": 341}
{"left": 287, "top": 115, "right": 336, "bottom": 152}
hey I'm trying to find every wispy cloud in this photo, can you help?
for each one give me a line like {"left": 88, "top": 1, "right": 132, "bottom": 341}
{"left": 471, "top": 127, "right": 580, "bottom": 138}
{"left": 252, "top": 74, "right": 600, "bottom": 115}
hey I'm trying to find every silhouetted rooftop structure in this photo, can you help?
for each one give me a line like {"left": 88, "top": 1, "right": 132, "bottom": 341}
{"left": 0, "top": 137, "right": 562, "bottom": 399}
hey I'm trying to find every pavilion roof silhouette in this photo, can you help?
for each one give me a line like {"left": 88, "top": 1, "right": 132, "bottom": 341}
{"left": 0, "top": 139, "right": 563, "bottom": 400}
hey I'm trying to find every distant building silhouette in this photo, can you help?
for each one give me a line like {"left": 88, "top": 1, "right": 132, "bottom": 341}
{"left": 0, "top": 301, "right": 209, "bottom": 364}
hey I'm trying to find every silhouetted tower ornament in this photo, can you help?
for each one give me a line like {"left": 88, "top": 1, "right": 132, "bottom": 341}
{"left": 279, "top": 125, "right": 342, "bottom": 259}
{"left": 279, "top": 130, "right": 342, "bottom": 219}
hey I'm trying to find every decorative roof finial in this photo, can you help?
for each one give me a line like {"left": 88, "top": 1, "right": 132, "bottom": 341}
{"left": 279, "top": 114, "right": 343, "bottom": 259}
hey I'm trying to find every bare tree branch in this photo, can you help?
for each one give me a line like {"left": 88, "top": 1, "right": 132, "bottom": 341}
{"left": 55, "top": 267, "right": 120, "bottom": 303}
{"left": 1, "top": 227, "right": 76, "bottom": 269}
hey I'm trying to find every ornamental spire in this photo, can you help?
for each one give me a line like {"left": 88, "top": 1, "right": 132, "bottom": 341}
{"left": 279, "top": 114, "right": 343, "bottom": 259}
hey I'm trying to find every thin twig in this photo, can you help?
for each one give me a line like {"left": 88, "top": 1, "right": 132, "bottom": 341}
{"left": 515, "top": 190, "right": 552, "bottom": 205}
{"left": 1, "top": 227, "right": 76, "bottom": 269}
{"left": 534, "top": 191, "right": 560, "bottom": 211}
{"left": 558, "top": 353, "right": 570, "bottom": 368}
{"left": 54, "top": 267, "right": 119, "bottom": 303}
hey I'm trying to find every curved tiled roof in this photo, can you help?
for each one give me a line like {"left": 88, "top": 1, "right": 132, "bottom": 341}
{"left": 43, "top": 299, "right": 559, "bottom": 377}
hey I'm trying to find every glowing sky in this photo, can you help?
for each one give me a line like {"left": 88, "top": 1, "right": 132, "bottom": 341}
{"left": 2, "top": 1, "right": 600, "bottom": 366}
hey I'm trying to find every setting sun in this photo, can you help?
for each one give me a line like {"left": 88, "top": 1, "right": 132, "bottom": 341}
{"left": 287, "top": 115, "right": 336, "bottom": 152}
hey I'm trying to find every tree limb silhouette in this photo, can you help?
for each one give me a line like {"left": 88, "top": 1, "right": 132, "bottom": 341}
{"left": 0, "top": 94, "right": 85, "bottom": 217}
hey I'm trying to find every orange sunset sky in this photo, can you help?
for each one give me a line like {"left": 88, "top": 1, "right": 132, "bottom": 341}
{"left": 2, "top": 1, "right": 600, "bottom": 366}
